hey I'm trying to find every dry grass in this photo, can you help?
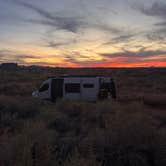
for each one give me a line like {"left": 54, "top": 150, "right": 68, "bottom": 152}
{"left": 0, "top": 68, "right": 166, "bottom": 166}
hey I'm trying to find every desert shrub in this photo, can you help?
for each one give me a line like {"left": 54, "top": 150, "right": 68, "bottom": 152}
{"left": 64, "top": 150, "right": 100, "bottom": 166}
{"left": 0, "top": 96, "right": 41, "bottom": 118}
{"left": 143, "top": 94, "right": 166, "bottom": 108}
{"left": 55, "top": 100, "right": 84, "bottom": 118}
{"left": 0, "top": 120, "right": 57, "bottom": 166}
{"left": 103, "top": 103, "right": 156, "bottom": 165}
{"left": 1, "top": 99, "right": 166, "bottom": 166}
{"left": 54, "top": 101, "right": 160, "bottom": 165}
{"left": 67, "top": 101, "right": 164, "bottom": 166}
{"left": 48, "top": 116, "right": 74, "bottom": 134}
{"left": 0, "top": 96, "right": 42, "bottom": 135}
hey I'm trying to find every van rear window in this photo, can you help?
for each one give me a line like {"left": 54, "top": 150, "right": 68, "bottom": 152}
{"left": 83, "top": 84, "right": 94, "bottom": 88}
{"left": 65, "top": 83, "right": 80, "bottom": 93}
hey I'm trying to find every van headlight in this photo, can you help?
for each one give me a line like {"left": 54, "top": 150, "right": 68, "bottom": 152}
{"left": 32, "top": 91, "right": 39, "bottom": 97}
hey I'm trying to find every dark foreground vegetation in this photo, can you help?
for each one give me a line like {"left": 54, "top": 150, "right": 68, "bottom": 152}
{"left": 0, "top": 67, "right": 166, "bottom": 166}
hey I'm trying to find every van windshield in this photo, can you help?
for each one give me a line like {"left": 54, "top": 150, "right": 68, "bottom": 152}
{"left": 39, "top": 83, "right": 49, "bottom": 92}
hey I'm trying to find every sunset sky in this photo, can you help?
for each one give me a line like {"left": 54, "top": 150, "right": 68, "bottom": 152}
{"left": 0, "top": 0, "right": 166, "bottom": 67}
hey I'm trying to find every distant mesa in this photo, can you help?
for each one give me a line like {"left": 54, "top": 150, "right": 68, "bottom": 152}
{"left": 0, "top": 63, "right": 18, "bottom": 70}
{"left": 0, "top": 63, "right": 51, "bottom": 70}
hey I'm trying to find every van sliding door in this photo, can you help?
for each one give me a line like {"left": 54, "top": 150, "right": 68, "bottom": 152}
{"left": 64, "top": 78, "right": 81, "bottom": 101}
{"left": 51, "top": 79, "right": 64, "bottom": 101}
{"left": 81, "top": 78, "right": 99, "bottom": 102}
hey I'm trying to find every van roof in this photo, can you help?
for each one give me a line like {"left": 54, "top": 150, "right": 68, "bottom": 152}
{"left": 48, "top": 75, "right": 112, "bottom": 78}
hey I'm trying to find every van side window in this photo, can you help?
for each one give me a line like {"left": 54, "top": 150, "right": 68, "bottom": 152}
{"left": 83, "top": 84, "right": 94, "bottom": 88}
{"left": 65, "top": 83, "right": 80, "bottom": 93}
{"left": 39, "top": 83, "right": 49, "bottom": 92}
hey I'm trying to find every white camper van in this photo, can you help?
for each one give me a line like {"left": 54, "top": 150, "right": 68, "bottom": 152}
{"left": 32, "top": 76, "right": 116, "bottom": 102}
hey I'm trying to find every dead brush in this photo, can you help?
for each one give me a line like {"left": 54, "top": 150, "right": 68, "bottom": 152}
{"left": 0, "top": 95, "right": 41, "bottom": 135}
{"left": 143, "top": 95, "right": 166, "bottom": 108}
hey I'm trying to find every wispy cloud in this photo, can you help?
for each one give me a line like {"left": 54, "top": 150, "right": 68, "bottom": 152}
{"left": 93, "top": 23, "right": 121, "bottom": 34}
{"left": 62, "top": 51, "right": 106, "bottom": 67}
{"left": 135, "top": 1, "right": 166, "bottom": 40}
{"left": 0, "top": 49, "right": 40, "bottom": 63}
{"left": 10, "top": 0, "right": 122, "bottom": 35}
{"left": 46, "top": 39, "right": 77, "bottom": 48}
{"left": 138, "top": 1, "right": 166, "bottom": 34}
{"left": 101, "top": 48, "right": 166, "bottom": 58}
{"left": 146, "top": 32, "right": 165, "bottom": 41}
{"left": 103, "top": 33, "right": 136, "bottom": 45}
{"left": 139, "top": 2, "right": 166, "bottom": 18}
{"left": 11, "top": 0, "right": 84, "bottom": 33}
